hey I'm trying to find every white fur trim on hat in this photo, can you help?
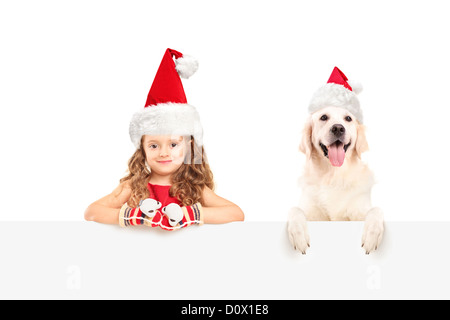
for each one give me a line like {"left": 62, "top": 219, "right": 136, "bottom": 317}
{"left": 308, "top": 83, "right": 363, "bottom": 123}
{"left": 129, "top": 103, "right": 203, "bottom": 148}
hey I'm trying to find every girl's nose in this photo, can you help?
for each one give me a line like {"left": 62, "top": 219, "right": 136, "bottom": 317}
{"left": 160, "top": 146, "right": 169, "bottom": 157}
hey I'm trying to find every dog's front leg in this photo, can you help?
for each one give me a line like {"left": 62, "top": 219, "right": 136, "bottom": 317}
{"left": 287, "top": 207, "right": 310, "bottom": 254}
{"left": 361, "top": 207, "right": 384, "bottom": 254}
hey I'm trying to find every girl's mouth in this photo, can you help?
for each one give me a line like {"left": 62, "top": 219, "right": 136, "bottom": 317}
{"left": 157, "top": 160, "right": 173, "bottom": 164}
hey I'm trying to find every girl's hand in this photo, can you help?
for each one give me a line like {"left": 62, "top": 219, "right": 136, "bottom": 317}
{"left": 158, "top": 203, "right": 204, "bottom": 231}
{"left": 119, "top": 199, "right": 204, "bottom": 231}
{"left": 119, "top": 198, "right": 163, "bottom": 227}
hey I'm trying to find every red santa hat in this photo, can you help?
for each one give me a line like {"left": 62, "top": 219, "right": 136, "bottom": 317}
{"left": 129, "top": 48, "right": 202, "bottom": 149}
{"left": 308, "top": 67, "right": 364, "bottom": 123}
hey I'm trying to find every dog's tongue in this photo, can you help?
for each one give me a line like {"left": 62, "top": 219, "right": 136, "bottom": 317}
{"left": 328, "top": 143, "right": 345, "bottom": 167}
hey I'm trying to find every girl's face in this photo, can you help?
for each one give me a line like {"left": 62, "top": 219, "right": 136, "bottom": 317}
{"left": 142, "top": 135, "right": 188, "bottom": 177}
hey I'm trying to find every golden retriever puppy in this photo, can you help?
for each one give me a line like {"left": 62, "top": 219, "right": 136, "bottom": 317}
{"left": 287, "top": 67, "right": 384, "bottom": 254}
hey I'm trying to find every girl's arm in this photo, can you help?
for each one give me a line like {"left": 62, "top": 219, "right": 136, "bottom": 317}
{"left": 84, "top": 182, "right": 131, "bottom": 224}
{"left": 201, "top": 187, "right": 244, "bottom": 224}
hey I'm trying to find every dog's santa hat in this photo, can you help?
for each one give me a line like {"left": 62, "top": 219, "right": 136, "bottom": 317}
{"left": 308, "top": 67, "right": 363, "bottom": 123}
{"left": 129, "top": 48, "right": 203, "bottom": 149}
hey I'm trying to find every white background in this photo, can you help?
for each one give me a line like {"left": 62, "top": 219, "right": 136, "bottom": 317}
{"left": 1, "top": 0, "right": 449, "bottom": 222}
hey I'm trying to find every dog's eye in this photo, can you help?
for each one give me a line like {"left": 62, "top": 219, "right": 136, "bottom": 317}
{"left": 320, "top": 115, "right": 328, "bottom": 121}
{"left": 345, "top": 116, "right": 352, "bottom": 122}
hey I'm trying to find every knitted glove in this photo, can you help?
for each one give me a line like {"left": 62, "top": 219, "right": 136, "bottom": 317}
{"left": 159, "top": 203, "right": 204, "bottom": 231}
{"left": 119, "top": 198, "right": 162, "bottom": 227}
{"left": 119, "top": 198, "right": 203, "bottom": 230}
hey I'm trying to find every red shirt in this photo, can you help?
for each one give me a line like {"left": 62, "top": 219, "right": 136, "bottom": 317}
{"left": 147, "top": 183, "right": 181, "bottom": 227}
{"left": 147, "top": 183, "right": 180, "bottom": 207}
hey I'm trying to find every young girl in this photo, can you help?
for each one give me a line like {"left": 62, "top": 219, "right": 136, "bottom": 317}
{"left": 84, "top": 48, "right": 244, "bottom": 229}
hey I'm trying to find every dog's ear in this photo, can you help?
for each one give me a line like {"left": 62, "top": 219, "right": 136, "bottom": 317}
{"left": 355, "top": 124, "right": 369, "bottom": 158}
{"left": 299, "top": 118, "right": 313, "bottom": 159}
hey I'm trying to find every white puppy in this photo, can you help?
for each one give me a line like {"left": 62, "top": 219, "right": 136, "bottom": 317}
{"left": 287, "top": 106, "right": 384, "bottom": 254}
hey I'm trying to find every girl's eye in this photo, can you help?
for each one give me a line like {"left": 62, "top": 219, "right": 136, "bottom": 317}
{"left": 320, "top": 114, "right": 328, "bottom": 121}
{"left": 149, "top": 144, "right": 158, "bottom": 149}
{"left": 170, "top": 143, "right": 178, "bottom": 148}
{"left": 345, "top": 116, "right": 352, "bottom": 122}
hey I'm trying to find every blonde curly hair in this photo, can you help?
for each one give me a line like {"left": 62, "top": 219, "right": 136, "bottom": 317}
{"left": 120, "top": 136, "right": 214, "bottom": 208}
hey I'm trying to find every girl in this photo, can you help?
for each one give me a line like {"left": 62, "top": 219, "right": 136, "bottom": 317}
{"left": 84, "top": 48, "right": 244, "bottom": 229}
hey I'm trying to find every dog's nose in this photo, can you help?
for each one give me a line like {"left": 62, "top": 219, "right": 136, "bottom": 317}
{"left": 331, "top": 124, "right": 345, "bottom": 137}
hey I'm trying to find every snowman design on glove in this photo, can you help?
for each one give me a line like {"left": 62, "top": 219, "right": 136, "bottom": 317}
{"left": 120, "top": 196, "right": 202, "bottom": 228}
{"left": 162, "top": 203, "right": 184, "bottom": 227}
{"left": 139, "top": 198, "right": 162, "bottom": 218}
{"left": 138, "top": 199, "right": 183, "bottom": 227}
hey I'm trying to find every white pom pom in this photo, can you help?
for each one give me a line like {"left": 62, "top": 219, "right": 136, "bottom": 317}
{"left": 175, "top": 54, "right": 199, "bottom": 79}
{"left": 348, "top": 80, "right": 363, "bottom": 95}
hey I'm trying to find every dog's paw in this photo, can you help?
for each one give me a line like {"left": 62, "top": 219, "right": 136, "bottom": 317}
{"left": 361, "top": 207, "right": 384, "bottom": 254}
{"left": 287, "top": 207, "right": 310, "bottom": 254}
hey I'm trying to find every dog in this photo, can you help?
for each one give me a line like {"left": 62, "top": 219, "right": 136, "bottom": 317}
{"left": 287, "top": 68, "right": 384, "bottom": 254}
